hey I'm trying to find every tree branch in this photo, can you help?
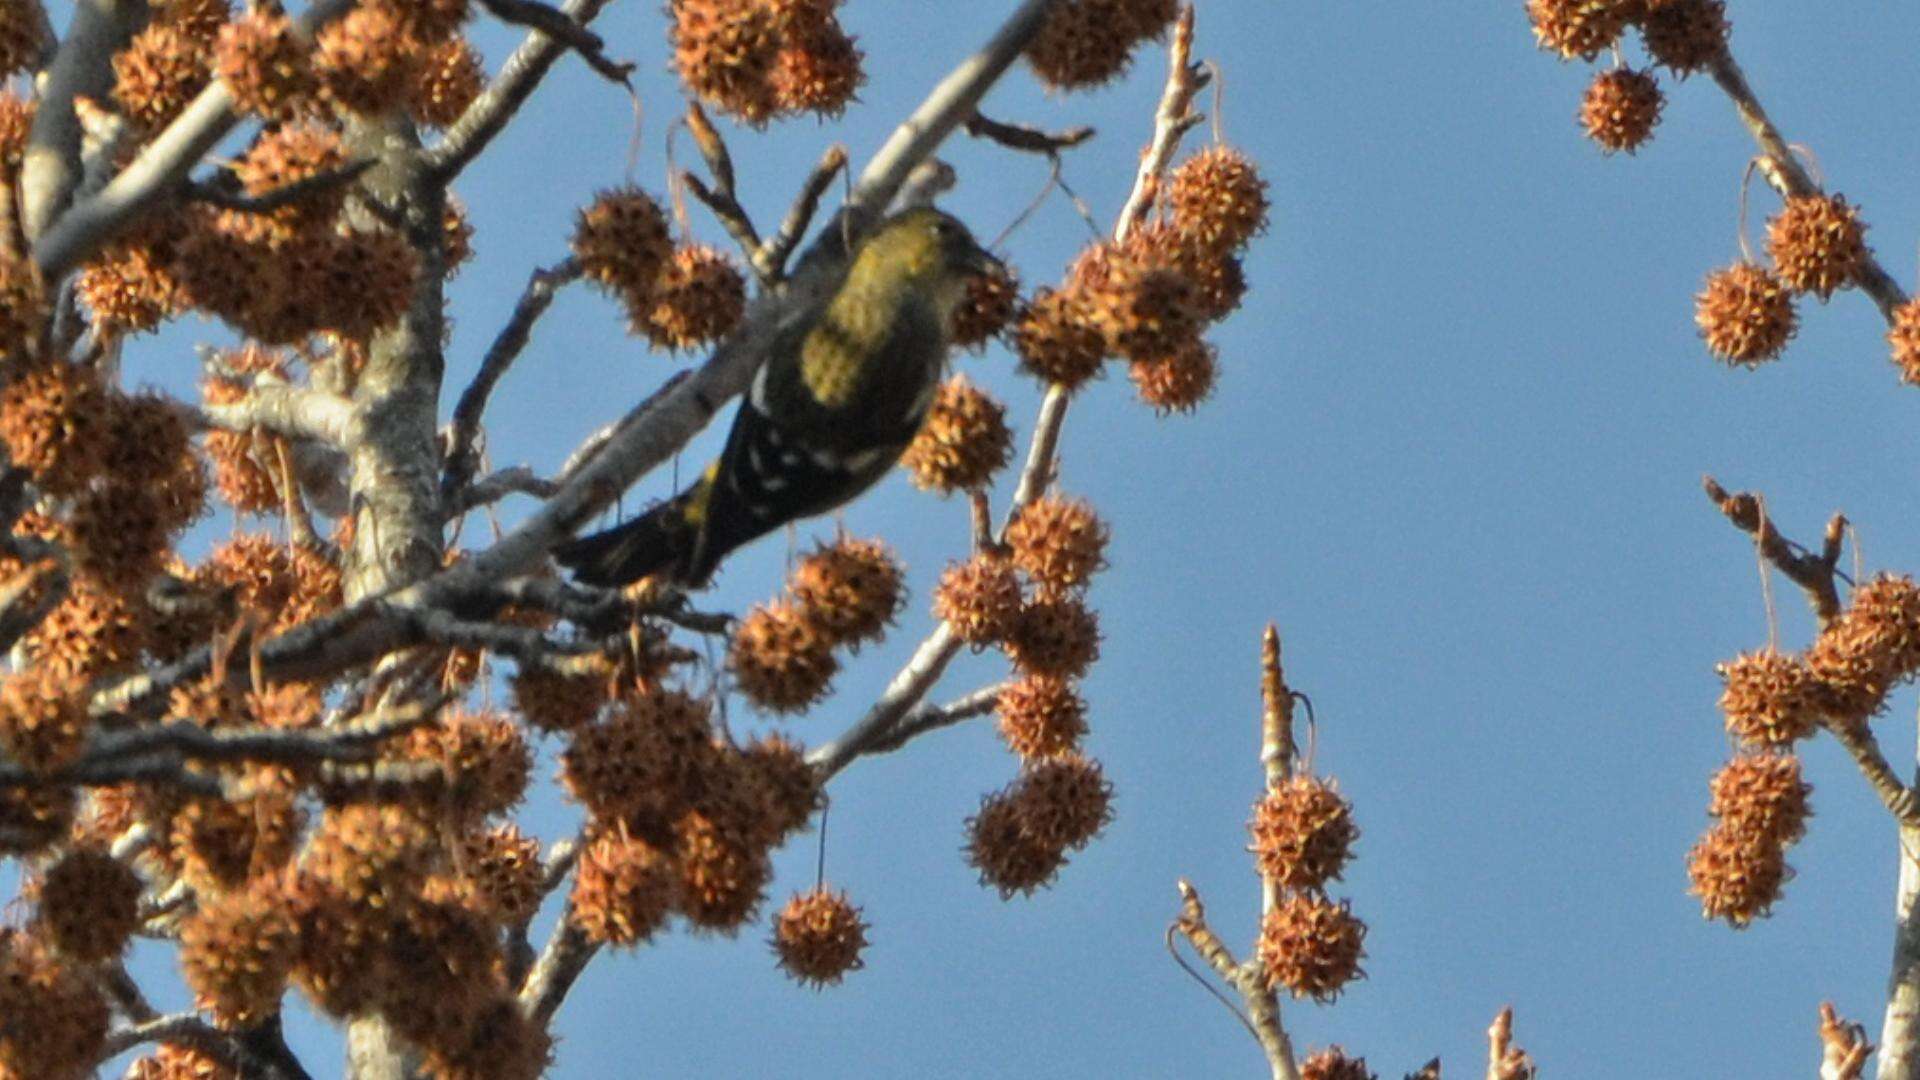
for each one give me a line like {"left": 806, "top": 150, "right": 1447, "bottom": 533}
{"left": 200, "top": 381, "right": 359, "bottom": 447}
{"left": 1173, "top": 880, "right": 1300, "bottom": 1080}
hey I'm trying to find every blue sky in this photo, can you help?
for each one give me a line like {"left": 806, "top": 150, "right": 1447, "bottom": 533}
{"left": 91, "top": 2, "right": 1920, "bottom": 1077}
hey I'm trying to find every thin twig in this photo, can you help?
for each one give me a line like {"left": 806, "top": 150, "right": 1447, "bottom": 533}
{"left": 476, "top": 0, "right": 634, "bottom": 84}
{"left": 756, "top": 144, "right": 849, "bottom": 282}
{"left": 443, "top": 257, "right": 583, "bottom": 499}
{"left": 965, "top": 111, "right": 1096, "bottom": 154}
{"left": 1703, "top": 476, "right": 1844, "bottom": 624}
{"left": 858, "top": 685, "right": 1005, "bottom": 755}
{"left": 1173, "top": 880, "right": 1301, "bottom": 1080}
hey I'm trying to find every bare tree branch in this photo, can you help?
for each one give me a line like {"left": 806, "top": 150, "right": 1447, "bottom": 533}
{"left": 756, "top": 145, "right": 848, "bottom": 282}
{"left": 200, "top": 381, "right": 359, "bottom": 447}
{"left": 20, "top": 0, "right": 145, "bottom": 243}
{"left": 475, "top": 0, "right": 633, "bottom": 84}
{"left": 1173, "top": 880, "right": 1301, "bottom": 1080}
{"left": 442, "top": 257, "right": 582, "bottom": 499}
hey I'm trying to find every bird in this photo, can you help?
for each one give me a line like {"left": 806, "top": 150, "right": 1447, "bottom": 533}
{"left": 554, "top": 206, "right": 1001, "bottom": 588}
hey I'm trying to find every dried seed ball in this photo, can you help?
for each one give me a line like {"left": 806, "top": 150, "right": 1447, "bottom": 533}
{"left": 1012, "top": 288, "right": 1106, "bottom": 391}
{"left": 232, "top": 121, "right": 350, "bottom": 239}
{"left": 0, "top": 360, "right": 109, "bottom": 495}
{"left": 410, "top": 35, "right": 484, "bottom": 129}
{"left": 673, "top": 807, "right": 773, "bottom": 931}
{"left": 302, "top": 802, "right": 437, "bottom": 908}
{"left": 24, "top": 580, "right": 148, "bottom": 684}
{"left": 0, "top": 668, "right": 85, "bottom": 773}
{"left": 730, "top": 600, "right": 838, "bottom": 713}
{"left": 996, "top": 674, "right": 1086, "bottom": 761}
{"left": 314, "top": 227, "right": 420, "bottom": 340}
{"left": 903, "top": 375, "right": 1013, "bottom": 494}
{"left": 1889, "top": 296, "right": 1920, "bottom": 386}
{"left": 1808, "top": 574, "right": 1920, "bottom": 721}
{"left": 1687, "top": 821, "right": 1786, "bottom": 927}
{"left": 1126, "top": 221, "right": 1247, "bottom": 323}
{"left": 1004, "top": 594, "right": 1101, "bottom": 679}
{"left": 216, "top": 11, "right": 317, "bottom": 121}
{"left": 105, "top": 390, "right": 194, "bottom": 497}
{"left": 738, "top": 732, "right": 821, "bottom": 839}
{"left": 1129, "top": 336, "right": 1217, "bottom": 414}
{"left": 1694, "top": 262, "right": 1796, "bottom": 367}
{"left": 1011, "top": 753, "right": 1112, "bottom": 851}
{"left": 35, "top": 849, "right": 140, "bottom": 963}
{"left": 384, "top": 0, "right": 471, "bottom": 44}
{"left": 628, "top": 244, "right": 747, "bottom": 350}
{"left": 460, "top": 823, "right": 544, "bottom": 924}
{"left": 0, "top": 929, "right": 109, "bottom": 1079}
{"left": 510, "top": 656, "right": 609, "bottom": 733}
{"left": 1025, "top": 0, "right": 1156, "bottom": 90}
{"left": 201, "top": 410, "right": 280, "bottom": 515}
{"left": 1580, "top": 67, "right": 1662, "bottom": 154}
{"left": 571, "top": 187, "right": 672, "bottom": 297}
{"left": 1640, "top": 0, "right": 1728, "bottom": 76}
{"left": 208, "top": 532, "right": 295, "bottom": 616}
{"left": 560, "top": 689, "right": 716, "bottom": 826}
{"left": 313, "top": 5, "right": 417, "bottom": 116}
{"left": 415, "top": 709, "right": 533, "bottom": 822}
{"left": 951, "top": 261, "right": 1020, "bottom": 348}
{"left": 170, "top": 208, "right": 282, "bottom": 334}
{"left": 284, "top": 542, "right": 344, "bottom": 628}
{"left": 772, "top": 887, "right": 868, "bottom": 988}
{"left": 112, "top": 23, "right": 212, "bottom": 131}
{"left": 0, "top": 785, "right": 72, "bottom": 855}
{"left": 787, "top": 535, "right": 904, "bottom": 648}
{"left": 1766, "top": 193, "right": 1869, "bottom": 301}
{"left": 169, "top": 778, "right": 304, "bottom": 893}
{"left": 419, "top": 996, "right": 551, "bottom": 1080}
{"left": 670, "top": 0, "right": 781, "bottom": 124}
{"left": 285, "top": 873, "right": 391, "bottom": 1018}
{"left": 1068, "top": 242, "right": 1201, "bottom": 363}
{"left": 178, "top": 877, "right": 298, "bottom": 1028}
{"left": 1255, "top": 893, "right": 1367, "bottom": 1001}
{"left": 1169, "top": 146, "right": 1269, "bottom": 254}
{"left": 964, "top": 788, "right": 1065, "bottom": 898}
{"left": 932, "top": 554, "right": 1023, "bottom": 646}
{"left": 75, "top": 212, "right": 190, "bottom": 337}
{"left": 0, "top": 91, "right": 33, "bottom": 176}
{"left": 771, "top": 17, "right": 864, "bottom": 118}
{"left": 1716, "top": 648, "right": 1818, "bottom": 746}
{"left": 1250, "top": 774, "right": 1358, "bottom": 893}
{"left": 67, "top": 482, "right": 175, "bottom": 590}
{"left": 1708, "top": 751, "right": 1810, "bottom": 847}
{"left": 126, "top": 1043, "right": 233, "bottom": 1080}
{"left": 1301, "top": 1047, "right": 1377, "bottom": 1080}
{"left": 151, "top": 0, "right": 229, "bottom": 43}
{"left": 376, "top": 897, "right": 503, "bottom": 1056}
{"left": 568, "top": 828, "right": 676, "bottom": 947}
{"left": 1526, "top": 0, "right": 1628, "bottom": 61}
{"left": 1006, "top": 494, "right": 1109, "bottom": 595}
{"left": 0, "top": 0, "right": 43, "bottom": 78}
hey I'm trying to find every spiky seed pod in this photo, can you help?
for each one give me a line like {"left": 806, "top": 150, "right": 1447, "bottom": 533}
{"left": 1766, "top": 194, "right": 1868, "bottom": 300}
{"left": 105, "top": 391, "right": 195, "bottom": 493}
{"left": 376, "top": 898, "right": 503, "bottom": 1056}
{"left": 1694, "top": 262, "right": 1796, "bottom": 367}
{"left": 787, "top": 536, "right": 904, "bottom": 648}
{"left": 1012, "top": 287, "right": 1107, "bottom": 391}
{"left": 0, "top": 361, "right": 109, "bottom": 496}
{"left": 0, "top": 929, "right": 109, "bottom": 1079}
{"left": 730, "top": 600, "right": 838, "bottom": 713}
{"left": 673, "top": 809, "right": 773, "bottom": 931}
{"left": 247, "top": 682, "right": 323, "bottom": 731}
{"left": 35, "top": 850, "right": 140, "bottom": 962}
{"left": 25, "top": 581, "right": 149, "bottom": 684}
{"left": 203, "top": 430, "right": 279, "bottom": 513}
{"left": 178, "top": 878, "right": 298, "bottom": 1028}
{"left": 772, "top": 887, "right": 868, "bottom": 987}
{"left": 410, "top": 36, "right": 483, "bottom": 128}
{"left": 1806, "top": 573, "right": 1920, "bottom": 721}
{"left": 0, "top": 91, "right": 34, "bottom": 175}
{"left": 414, "top": 710, "right": 533, "bottom": 823}
{"left": 457, "top": 823, "right": 543, "bottom": 925}
{"left": 1169, "top": 146, "right": 1269, "bottom": 253}
{"left": 1716, "top": 648, "right": 1819, "bottom": 746}
{"left": 1255, "top": 894, "right": 1367, "bottom": 1001}
{"left": 1011, "top": 754, "right": 1112, "bottom": 851}
{"left": 232, "top": 122, "right": 350, "bottom": 239}
{"left": 738, "top": 733, "right": 821, "bottom": 839}
{"left": 1709, "top": 752, "right": 1810, "bottom": 847}
{"left": 1889, "top": 297, "right": 1920, "bottom": 386}
{"left": 168, "top": 672, "right": 249, "bottom": 730}
{"left": 669, "top": 0, "right": 781, "bottom": 123}
{"left": 1068, "top": 243, "right": 1202, "bottom": 363}
{"left": 313, "top": 6, "right": 417, "bottom": 116}
{"left": 1526, "top": 0, "right": 1628, "bottom": 60}
{"left": 902, "top": 375, "right": 1013, "bottom": 494}
{"left": 151, "top": 0, "right": 229, "bottom": 43}
{"left": 1126, "top": 221, "right": 1247, "bottom": 322}
{"left": 952, "top": 262, "right": 1020, "bottom": 348}
{"left": 572, "top": 187, "right": 673, "bottom": 297}
{"left": 1130, "top": 337, "right": 1217, "bottom": 414}
{"left": 1640, "top": 0, "right": 1728, "bottom": 76}
{"left": 0, "top": 0, "right": 43, "bottom": 78}
{"left": 419, "top": 996, "right": 551, "bottom": 1080}
{"left": 438, "top": 198, "right": 477, "bottom": 279}
{"left": 1579, "top": 67, "right": 1662, "bottom": 154}
{"left": 932, "top": 554, "right": 1023, "bottom": 646}
{"left": 0, "top": 669, "right": 85, "bottom": 774}
{"left": 996, "top": 674, "right": 1087, "bottom": 761}
{"left": 170, "top": 210, "right": 287, "bottom": 339}
{"left": 1004, "top": 594, "right": 1101, "bottom": 679}
{"left": 560, "top": 689, "right": 716, "bottom": 827}
{"left": 283, "top": 543, "right": 344, "bottom": 628}
{"left": 125, "top": 1043, "right": 234, "bottom": 1079}
{"left": 965, "top": 789, "right": 1066, "bottom": 897}
{"left": 1250, "top": 775, "right": 1359, "bottom": 892}
{"left": 1301, "top": 1047, "right": 1377, "bottom": 1080}
{"left": 385, "top": 0, "right": 470, "bottom": 43}
{"left": 216, "top": 12, "right": 317, "bottom": 120}
{"left": 285, "top": 873, "right": 391, "bottom": 1018}
{"left": 0, "top": 785, "right": 73, "bottom": 855}
{"left": 1687, "top": 821, "right": 1786, "bottom": 927}
{"left": 313, "top": 228, "right": 420, "bottom": 340}
{"left": 1006, "top": 494, "right": 1109, "bottom": 594}
{"left": 510, "top": 657, "right": 609, "bottom": 733}
{"left": 629, "top": 244, "right": 747, "bottom": 350}
{"left": 302, "top": 803, "right": 436, "bottom": 908}
{"left": 1025, "top": 0, "right": 1157, "bottom": 90}
{"left": 771, "top": 17, "right": 863, "bottom": 117}
{"left": 208, "top": 533, "right": 295, "bottom": 617}
{"left": 67, "top": 482, "right": 174, "bottom": 590}
{"left": 75, "top": 214, "right": 190, "bottom": 337}
{"left": 112, "top": 23, "right": 212, "bottom": 131}
{"left": 170, "top": 777, "right": 304, "bottom": 893}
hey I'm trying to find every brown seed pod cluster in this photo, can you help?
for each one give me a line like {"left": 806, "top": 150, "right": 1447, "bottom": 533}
{"left": 34, "top": 849, "right": 142, "bottom": 963}
{"left": 670, "top": 0, "right": 863, "bottom": 123}
{"left": 932, "top": 554, "right": 1024, "bottom": 647}
{"left": 1167, "top": 146, "right": 1269, "bottom": 255}
{"left": 965, "top": 754, "right": 1111, "bottom": 897}
{"left": 569, "top": 827, "right": 676, "bottom": 947}
{"left": 1707, "top": 751, "right": 1809, "bottom": 847}
{"left": 951, "top": 262, "right": 1021, "bottom": 348}
{"left": 1526, "top": 0, "right": 1629, "bottom": 61}
{"left": 901, "top": 375, "right": 1014, "bottom": 494}
{"left": 177, "top": 877, "right": 300, "bottom": 1028}
{"left": 572, "top": 187, "right": 674, "bottom": 297}
{"left": 1025, "top": 0, "right": 1176, "bottom": 90}
{"left": 1580, "top": 67, "right": 1663, "bottom": 153}
{"left": 1807, "top": 573, "right": 1920, "bottom": 722}
{"left": 771, "top": 886, "right": 869, "bottom": 988}
{"left": 1249, "top": 774, "right": 1359, "bottom": 893}
{"left": 458, "top": 823, "right": 545, "bottom": 925}
{"left": 1889, "top": 296, "right": 1920, "bottom": 386}
{"left": 1716, "top": 648, "right": 1819, "bottom": 746}
{"left": 1638, "top": 0, "right": 1728, "bottom": 76}
{"left": 75, "top": 213, "right": 190, "bottom": 337}
{"left": 560, "top": 688, "right": 717, "bottom": 828}
{"left": 1005, "top": 494, "right": 1110, "bottom": 596}
{"left": 410, "top": 36, "right": 485, "bottom": 129}
{"left": 730, "top": 601, "right": 837, "bottom": 713}
{"left": 215, "top": 11, "right": 318, "bottom": 121}
{"left": 1694, "top": 262, "right": 1796, "bottom": 367}
{"left": 1002, "top": 593, "right": 1101, "bottom": 680}
{"left": 312, "top": 5, "right": 416, "bottom": 116}
{"left": 0, "top": 669, "right": 86, "bottom": 774}
{"left": 995, "top": 673, "right": 1087, "bottom": 761}
{"left": 1012, "top": 288, "right": 1107, "bottom": 392}
{"left": 0, "top": 361, "right": 110, "bottom": 496}
{"left": 629, "top": 243, "right": 748, "bottom": 351}
{"left": 510, "top": 656, "right": 612, "bottom": 733}
{"left": 1255, "top": 893, "right": 1367, "bottom": 1001}
{"left": 1301, "top": 1047, "right": 1377, "bottom": 1080}
{"left": 0, "top": 928, "right": 110, "bottom": 1077}
{"left": 1067, "top": 242, "right": 1201, "bottom": 365}
{"left": 1765, "top": 193, "right": 1868, "bottom": 301}
{"left": 786, "top": 535, "right": 905, "bottom": 648}
{"left": 1687, "top": 819, "right": 1787, "bottom": 928}
{"left": 112, "top": 23, "right": 213, "bottom": 131}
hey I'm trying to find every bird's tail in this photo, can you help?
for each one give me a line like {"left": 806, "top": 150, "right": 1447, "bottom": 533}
{"left": 553, "top": 486, "right": 701, "bottom": 588}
